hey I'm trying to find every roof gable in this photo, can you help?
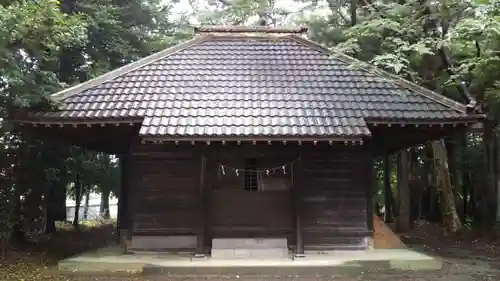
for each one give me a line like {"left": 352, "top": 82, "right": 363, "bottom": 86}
{"left": 39, "top": 28, "right": 475, "bottom": 140}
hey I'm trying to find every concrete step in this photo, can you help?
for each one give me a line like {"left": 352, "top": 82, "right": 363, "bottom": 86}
{"left": 211, "top": 248, "right": 289, "bottom": 259}
{"left": 142, "top": 263, "right": 373, "bottom": 277}
{"left": 212, "top": 238, "right": 287, "bottom": 249}
{"left": 131, "top": 235, "right": 197, "bottom": 250}
{"left": 305, "top": 244, "right": 369, "bottom": 252}
{"left": 142, "top": 256, "right": 442, "bottom": 277}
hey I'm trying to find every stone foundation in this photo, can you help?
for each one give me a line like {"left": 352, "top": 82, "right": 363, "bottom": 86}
{"left": 211, "top": 238, "right": 289, "bottom": 259}
{"left": 130, "top": 235, "right": 197, "bottom": 251}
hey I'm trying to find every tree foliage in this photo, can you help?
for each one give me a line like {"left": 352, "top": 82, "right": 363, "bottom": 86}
{"left": 0, "top": 0, "right": 182, "bottom": 244}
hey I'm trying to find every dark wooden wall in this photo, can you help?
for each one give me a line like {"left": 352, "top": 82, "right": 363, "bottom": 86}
{"left": 208, "top": 150, "right": 294, "bottom": 243}
{"left": 127, "top": 143, "right": 371, "bottom": 251}
{"left": 131, "top": 152, "right": 199, "bottom": 236}
{"left": 210, "top": 190, "right": 292, "bottom": 239}
{"left": 301, "top": 146, "right": 371, "bottom": 250}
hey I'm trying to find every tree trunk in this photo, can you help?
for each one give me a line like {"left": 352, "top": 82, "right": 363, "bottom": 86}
{"left": 11, "top": 143, "right": 27, "bottom": 243}
{"left": 11, "top": 190, "right": 24, "bottom": 243}
{"left": 432, "top": 139, "right": 462, "bottom": 232}
{"left": 83, "top": 191, "right": 90, "bottom": 220}
{"left": 496, "top": 130, "right": 500, "bottom": 223}
{"left": 54, "top": 186, "right": 67, "bottom": 222}
{"left": 396, "top": 149, "right": 411, "bottom": 232}
{"left": 256, "top": 0, "right": 271, "bottom": 26}
{"left": 459, "top": 132, "right": 470, "bottom": 220}
{"left": 45, "top": 183, "right": 57, "bottom": 234}
{"left": 408, "top": 149, "right": 424, "bottom": 222}
{"left": 481, "top": 118, "right": 497, "bottom": 230}
{"left": 423, "top": 142, "right": 442, "bottom": 222}
{"left": 100, "top": 189, "right": 110, "bottom": 219}
{"left": 350, "top": 0, "right": 357, "bottom": 26}
{"left": 54, "top": 165, "right": 68, "bottom": 222}
{"left": 73, "top": 173, "right": 82, "bottom": 228}
{"left": 444, "top": 137, "right": 459, "bottom": 195}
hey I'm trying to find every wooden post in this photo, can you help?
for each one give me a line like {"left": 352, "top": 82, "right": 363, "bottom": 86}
{"left": 293, "top": 155, "right": 305, "bottom": 258}
{"left": 366, "top": 154, "right": 374, "bottom": 232}
{"left": 194, "top": 156, "right": 207, "bottom": 258}
{"left": 117, "top": 154, "right": 129, "bottom": 252}
{"left": 383, "top": 154, "right": 393, "bottom": 222}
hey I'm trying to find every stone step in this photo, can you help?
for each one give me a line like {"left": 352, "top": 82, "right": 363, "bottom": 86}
{"left": 142, "top": 264, "right": 376, "bottom": 277}
{"left": 131, "top": 235, "right": 197, "bottom": 250}
{"left": 305, "top": 241, "right": 370, "bottom": 251}
{"left": 212, "top": 238, "right": 287, "bottom": 249}
{"left": 211, "top": 248, "right": 289, "bottom": 259}
{"left": 305, "top": 245, "right": 370, "bottom": 252}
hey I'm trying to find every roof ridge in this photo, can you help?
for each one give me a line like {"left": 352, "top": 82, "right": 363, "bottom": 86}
{"left": 284, "top": 35, "right": 468, "bottom": 114}
{"left": 195, "top": 25, "right": 308, "bottom": 34}
{"left": 50, "top": 35, "right": 210, "bottom": 102}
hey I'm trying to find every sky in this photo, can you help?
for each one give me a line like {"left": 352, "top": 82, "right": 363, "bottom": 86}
{"left": 169, "top": 0, "right": 331, "bottom": 25}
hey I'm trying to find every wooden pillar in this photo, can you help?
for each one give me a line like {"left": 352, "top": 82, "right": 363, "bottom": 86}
{"left": 293, "top": 155, "right": 305, "bottom": 258}
{"left": 117, "top": 154, "right": 129, "bottom": 251}
{"left": 366, "top": 154, "right": 374, "bottom": 232}
{"left": 383, "top": 154, "right": 393, "bottom": 222}
{"left": 194, "top": 155, "right": 208, "bottom": 258}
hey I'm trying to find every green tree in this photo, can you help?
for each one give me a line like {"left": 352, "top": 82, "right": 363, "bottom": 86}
{"left": 0, "top": 0, "right": 88, "bottom": 244}
{"left": 330, "top": 0, "right": 500, "bottom": 231}
{"left": 0, "top": 0, "right": 185, "bottom": 246}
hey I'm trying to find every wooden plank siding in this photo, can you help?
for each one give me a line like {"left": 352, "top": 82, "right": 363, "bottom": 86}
{"left": 208, "top": 152, "right": 294, "bottom": 244}
{"left": 126, "top": 144, "right": 372, "bottom": 252}
{"left": 209, "top": 190, "right": 293, "bottom": 239}
{"left": 131, "top": 152, "right": 199, "bottom": 237}
{"left": 301, "top": 147, "right": 371, "bottom": 250}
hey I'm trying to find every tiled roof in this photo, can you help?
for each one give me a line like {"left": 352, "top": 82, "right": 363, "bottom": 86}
{"left": 38, "top": 26, "right": 476, "bottom": 140}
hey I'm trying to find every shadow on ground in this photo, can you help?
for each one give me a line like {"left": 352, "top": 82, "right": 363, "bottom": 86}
{"left": 400, "top": 221, "right": 500, "bottom": 261}
{"left": 0, "top": 223, "right": 116, "bottom": 280}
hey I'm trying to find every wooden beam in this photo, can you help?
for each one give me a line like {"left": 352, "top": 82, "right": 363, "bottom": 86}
{"left": 194, "top": 156, "right": 207, "bottom": 258}
{"left": 293, "top": 154, "right": 305, "bottom": 258}
{"left": 368, "top": 126, "right": 469, "bottom": 156}
{"left": 468, "top": 121, "right": 483, "bottom": 132}
{"left": 131, "top": 142, "right": 353, "bottom": 156}
{"left": 21, "top": 124, "right": 137, "bottom": 154}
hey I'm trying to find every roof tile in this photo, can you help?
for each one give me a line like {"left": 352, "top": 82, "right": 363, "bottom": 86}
{"left": 42, "top": 34, "right": 474, "bottom": 139}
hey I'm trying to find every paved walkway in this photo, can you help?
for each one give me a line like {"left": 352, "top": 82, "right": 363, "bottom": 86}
{"left": 51, "top": 256, "right": 500, "bottom": 281}
{"left": 60, "top": 248, "right": 443, "bottom": 274}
